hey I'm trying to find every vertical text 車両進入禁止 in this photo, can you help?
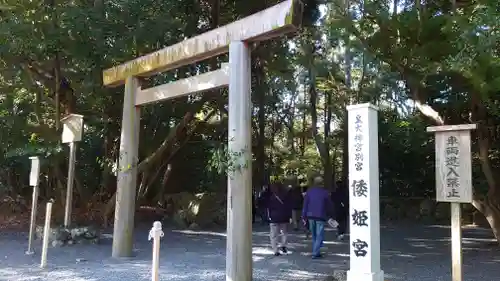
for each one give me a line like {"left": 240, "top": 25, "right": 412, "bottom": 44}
{"left": 445, "top": 135, "right": 460, "bottom": 199}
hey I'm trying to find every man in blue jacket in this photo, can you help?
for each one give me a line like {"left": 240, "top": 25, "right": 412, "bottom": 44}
{"left": 302, "top": 176, "right": 334, "bottom": 259}
{"left": 266, "top": 182, "right": 292, "bottom": 256}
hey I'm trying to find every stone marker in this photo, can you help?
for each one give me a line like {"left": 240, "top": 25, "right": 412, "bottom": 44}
{"left": 346, "top": 103, "right": 384, "bottom": 281}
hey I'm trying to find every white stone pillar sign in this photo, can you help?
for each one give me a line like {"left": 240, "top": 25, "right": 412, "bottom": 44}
{"left": 26, "top": 156, "right": 41, "bottom": 255}
{"left": 427, "top": 124, "right": 476, "bottom": 281}
{"left": 226, "top": 41, "right": 253, "bottom": 281}
{"left": 346, "top": 103, "right": 384, "bottom": 281}
{"left": 60, "top": 113, "right": 84, "bottom": 228}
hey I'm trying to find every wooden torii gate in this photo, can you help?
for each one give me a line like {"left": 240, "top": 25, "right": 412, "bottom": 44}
{"left": 102, "top": 1, "right": 302, "bottom": 280}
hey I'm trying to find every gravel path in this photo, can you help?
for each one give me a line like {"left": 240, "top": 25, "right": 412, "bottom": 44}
{"left": 0, "top": 223, "right": 499, "bottom": 281}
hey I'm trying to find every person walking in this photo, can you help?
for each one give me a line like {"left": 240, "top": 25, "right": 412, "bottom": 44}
{"left": 252, "top": 190, "right": 257, "bottom": 224}
{"left": 266, "top": 182, "right": 292, "bottom": 256}
{"left": 302, "top": 176, "right": 334, "bottom": 259}
{"left": 332, "top": 180, "right": 348, "bottom": 240}
{"left": 302, "top": 186, "right": 311, "bottom": 239}
{"left": 257, "top": 185, "right": 270, "bottom": 224}
{"left": 287, "top": 184, "right": 304, "bottom": 230}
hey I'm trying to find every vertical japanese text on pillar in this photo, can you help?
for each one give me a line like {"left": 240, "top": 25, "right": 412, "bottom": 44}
{"left": 351, "top": 113, "right": 369, "bottom": 258}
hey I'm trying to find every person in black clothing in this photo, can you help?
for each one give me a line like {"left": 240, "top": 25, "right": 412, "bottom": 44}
{"left": 252, "top": 191, "right": 256, "bottom": 223}
{"left": 257, "top": 185, "right": 270, "bottom": 224}
{"left": 332, "top": 180, "right": 348, "bottom": 240}
{"left": 287, "top": 184, "right": 304, "bottom": 230}
{"left": 265, "top": 182, "right": 292, "bottom": 256}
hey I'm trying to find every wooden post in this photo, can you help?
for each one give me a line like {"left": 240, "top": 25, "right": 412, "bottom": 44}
{"left": 64, "top": 141, "right": 77, "bottom": 227}
{"left": 451, "top": 203, "right": 462, "bottom": 281}
{"left": 346, "top": 103, "right": 384, "bottom": 281}
{"left": 26, "top": 156, "right": 40, "bottom": 255}
{"left": 40, "top": 201, "right": 53, "bottom": 268}
{"left": 148, "top": 221, "right": 164, "bottom": 281}
{"left": 226, "top": 41, "right": 252, "bottom": 281}
{"left": 427, "top": 124, "right": 476, "bottom": 281}
{"left": 112, "top": 76, "right": 141, "bottom": 258}
{"left": 61, "top": 114, "right": 84, "bottom": 228}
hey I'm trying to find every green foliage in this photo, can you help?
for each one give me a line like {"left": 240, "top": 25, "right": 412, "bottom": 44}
{"left": 208, "top": 141, "right": 251, "bottom": 179}
{"left": 0, "top": 0, "right": 499, "bottom": 219}
{"left": 378, "top": 110, "right": 434, "bottom": 197}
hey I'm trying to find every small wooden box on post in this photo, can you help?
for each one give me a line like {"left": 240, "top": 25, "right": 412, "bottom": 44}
{"left": 427, "top": 124, "right": 476, "bottom": 281}
{"left": 60, "top": 114, "right": 84, "bottom": 227}
{"left": 29, "top": 156, "right": 41, "bottom": 187}
{"left": 61, "top": 114, "right": 84, "bottom": 143}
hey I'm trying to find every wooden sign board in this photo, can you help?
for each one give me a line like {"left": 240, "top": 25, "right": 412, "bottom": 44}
{"left": 61, "top": 114, "right": 84, "bottom": 143}
{"left": 427, "top": 124, "right": 476, "bottom": 203}
{"left": 29, "top": 156, "right": 40, "bottom": 186}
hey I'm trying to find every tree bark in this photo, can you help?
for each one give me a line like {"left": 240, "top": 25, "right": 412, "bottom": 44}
{"left": 256, "top": 58, "right": 267, "bottom": 188}
{"left": 102, "top": 104, "right": 214, "bottom": 224}
{"left": 412, "top": 88, "right": 500, "bottom": 243}
{"left": 470, "top": 92, "right": 500, "bottom": 243}
{"left": 341, "top": 115, "right": 349, "bottom": 184}
{"left": 324, "top": 89, "right": 334, "bottom": 189}
{"left": 309, "top": 68, "right": 332, "bottom": 189}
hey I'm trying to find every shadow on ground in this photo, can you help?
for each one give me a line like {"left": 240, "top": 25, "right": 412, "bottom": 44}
{"left": 0, "top": 223, "right": 499, "bottom": 280}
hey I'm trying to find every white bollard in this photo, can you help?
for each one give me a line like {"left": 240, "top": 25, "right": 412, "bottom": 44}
{"left": 40, "top": 200, "right": 53, "bottom": 268}
{"left": 148, "top": 221, "right": 164, "bottom": 281}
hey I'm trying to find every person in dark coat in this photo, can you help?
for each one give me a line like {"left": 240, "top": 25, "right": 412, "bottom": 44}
{"left": 257, "top": 185, "right": 270, "bottom": 224}
{"left": 266, "top": 182, "right": 292, "bottom": 256}
{"left": 302, "top": 176, "right": 335, "bottom": 259}
{"left": 332, "top": 180, "right": 348, "bottom": 240}
{"left": 252, "top": 190, "right": 256, "bottom": 224}
{"left": 287, "top": 184, "right": 304, "bottom": 230}
{"left": 301, "top": 186, "right": 311, "bottom": 238}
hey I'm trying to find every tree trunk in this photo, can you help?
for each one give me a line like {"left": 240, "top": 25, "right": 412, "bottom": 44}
{"left": 412, "top": 87, "right": 500, "bottom": 243}
{"left": 103, "top": 192, "right": 116, "bottom": 227}
{"left": 341, "top": 115, "right": 349, "bottom": 184}
{"left": 342, "top": 1, "right": 352, "bottom": 184}
{"left": 154, "top": 164, "right": 173, "bottom": 203}
{"left": 286, "top": 93, "right": 297, "bottom": 154}
{"left": 471, "top": 98, "right": 500, "bottom": 243}
{"left": 309, "top": 68, "right": 332, "bottom": 188}
{"left": 101, "top": 105, "right": 214, "bottom": 225}
{"left": 473, "top": 195, "right": 500, "bottom": 244}
{"left": 300, "top": 82, "right": 307, "bottom": 156}
{"left": 323, "top": 89, "right": 334, "bottom": 190}
{"left": 256, "top": 58, "right": 267, "bottom": 188}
